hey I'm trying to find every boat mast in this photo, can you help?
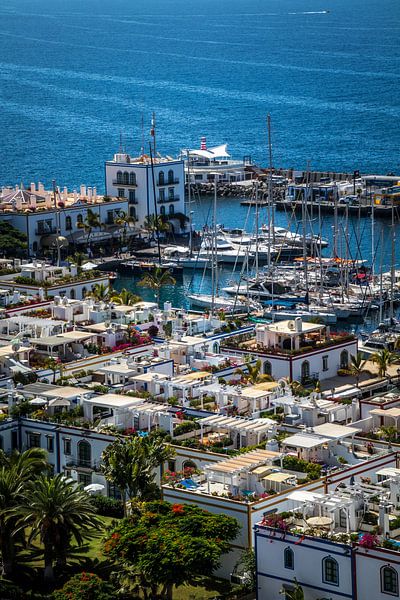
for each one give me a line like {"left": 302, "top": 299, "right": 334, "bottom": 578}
{"left": 186, "top": 149, "right": 193, "bottom": 256}
{"left": 267, "top": 114, "right": 275, "bottom": 244}
{"left": 371, "top": 191, "right": 375, "bottom": 278}
{"left": 211, "top": 175, "right": 218, "bottom": 317}
{"left": 303, "top": 163, "right": 310, "bottom": 305}
{"left": 149, "top": 144, "right": 162, "bottom": 266}
{"left": 52, "top": 179, "right": 61, "bottom": 267}
{"left": 255, "top": 180, "right": 259, "bottom": 280}
{"left": 390, "top": 200, "right": 395, "bottom": 320}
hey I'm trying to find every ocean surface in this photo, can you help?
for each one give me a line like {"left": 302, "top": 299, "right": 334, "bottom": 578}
{"left": 1, "top": 0, "right": 400, "bottom": 321}
{"left": 0, "top": 0, "right": 400, "bottom": 187}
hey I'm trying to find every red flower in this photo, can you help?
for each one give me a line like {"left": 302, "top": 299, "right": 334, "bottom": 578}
{"left": 172, "top": 504, "right": 185, "bottom": 515}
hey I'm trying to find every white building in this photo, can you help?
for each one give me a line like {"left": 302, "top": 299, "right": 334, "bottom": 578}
{"left": 223, "top": 318, "right": 358, "bottom": 383}
{"left": 0, "top": 185, "right": 130, "bottom": 256}
{"left": 105, "top": 151, "right": 186, "bottom": 232}
{"left": 183, "top": 141, "right": 253, "bottom": 183}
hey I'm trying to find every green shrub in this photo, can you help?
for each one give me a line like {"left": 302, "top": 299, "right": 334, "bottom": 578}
{"left": 173, "top": 420, "right": 200, "bottom": 437}
{"left": 90, "top": 495, "right": 124, "bottom": 518}
{"left": 52, "top": 572, "right": 114, "bottom": 600}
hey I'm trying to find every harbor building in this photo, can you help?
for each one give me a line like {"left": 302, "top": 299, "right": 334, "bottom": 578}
{"left": 183, "top": 140, "right": 253, "bottom": 184}
{"left": 0, "top": 184, "right": 130, "bottom": 256}
{"left": 104, "top": 151, "right": 187, "bottom": 232}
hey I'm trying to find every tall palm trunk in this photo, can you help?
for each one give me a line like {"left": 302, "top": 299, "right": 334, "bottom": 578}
{"left": 43, "top": 542, "right": 55, "bottom": 585}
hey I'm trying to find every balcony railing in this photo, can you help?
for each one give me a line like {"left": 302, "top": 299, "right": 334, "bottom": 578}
{"left": 65, "top": 457, "right": 101, "bottom": 471}
{"left": 157, "top": 178, "right": 179, "bottom": 186}
{"left": 36, "top": 227, "right": 57, "bottom": 235}
{"left": 158, "top": 195, "right": 180, "bottom": 203}
{"left": 112, "top": 180, "right": 138, "bottom": 187}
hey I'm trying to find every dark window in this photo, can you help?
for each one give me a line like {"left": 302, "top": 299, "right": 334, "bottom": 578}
{"left": 78, "top": 440, "right": 91, "bottom": 467}
{"left": 159, "top": 171, "right": 165, "bottom": 185}
{"left": 168, "top": 169, "right": 174, "bottom": 184}
{"left": 78, "top": 472, "right": 91, "bottom": 487}
{"left": 117, "top": 188, "right": 125, "bottom": 198}
{"left": 160, "top": 205, "right": 165, "bottom": 216}
{"left": 264, "top": 361, "right": 272, "bottom": 376}
{"left": 168, "top": 187, "right": 174, "bottom": 200}
{"left": 63, "top": 438, "right": 71, "bottom": 455}
{"left": 159, "top": 189, "right": 165, "bottom": 202}
{"left": 322, "top": 355, "right": 329, "bottom": 371}
{"left": 129, "top": 172, "right": 136, "bottom": 185}
{"left": 284, "top": 547, "right": 294, "bottom": 570}
{"left": 169, "top": 204, "right": 174, "bottom": 216}
{"left": 11, "top": 431, "right": 18, "bottom": 451}
{"left": 301, "top": 360, "right": 310, "bottom": 380}
{"left": 123, "top": 171, "right": 129, "bottom": 185}
{"left": 65, "top": 216, "right": 72, "bottom": 230}
{"left": 28, "top": 432, "right": 41, "bottom": 448}
{"left": 116, "top": 171, "right": 123, "bottom": 184}
{"left": 340, "top": 350, "right": 349, "bottom": 369}
{"left": 77, "top": 214, "right": 83, "bottom": 225}
{"left": 46, "top": 436, "right": 54, "bottom": 453}
{"left": 168, "top": 460, "right": 176, "bottom": 472}
{"left": 107, "top": 210, "right": 114, "bottom": 224}
{"left": 70, "top": 289, "right": 75, "bottom": 299}
{"left": 32, "top": 241, "right": 38, "bottom": 253}
{"left": 129, "top": 206, "right": 136, "bottom": 219}
{"left": 381, "top": 566, "right": 399, "bottom": 596}
{"left": 129, "top": 189, "right": 136, "bottom": 202}
{"left": 322, "top": 557, "right": 339, "bottom": 586}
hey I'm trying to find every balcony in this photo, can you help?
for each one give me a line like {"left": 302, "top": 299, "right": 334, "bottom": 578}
{"left": 157, "top": 178, "right": 179, "bottom": 186}
{"left": 158, "top": 195, "right": 180, "bottom": 203}
{"left": 66, "top": 457, "right": 102, "bottom": 471}
{"left": 112, "top": 180, "right": 138, "bottom": 187}
{"left": 36, "top": 227, "right": 57, "bottom": 235}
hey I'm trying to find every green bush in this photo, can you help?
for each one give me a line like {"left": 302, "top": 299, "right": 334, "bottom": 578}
{"left": 282, "top": 455, "right": 322, "bottom": 480}
{"left": 52, "top": 572, "right": 114, "bottom": 600}
{"left": 90, "top": 494, "right": 124, "bottom": 518}
{"left": 173, "top": 420, "right": 200, "bottom": 437}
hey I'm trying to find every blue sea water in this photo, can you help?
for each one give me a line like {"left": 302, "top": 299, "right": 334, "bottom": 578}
{"left": 0, "top": 0, "right": 400, "bottom": 188}
{"left": 1, "top": 0, "right": 400, "bottom": 314}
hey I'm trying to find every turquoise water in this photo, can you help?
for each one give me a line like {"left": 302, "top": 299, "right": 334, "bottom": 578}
{"left": 0, "top": 0, "right": 400, "bottom": 188}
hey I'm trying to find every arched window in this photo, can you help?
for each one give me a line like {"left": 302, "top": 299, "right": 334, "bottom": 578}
{"left": 78, "top": 440, "right": 91, "bottom": 468}
{"left": 182, "top": 459, "right": 197, "bottom": 471}
{"left": 168, "top": 169, "right": 174, "bottom": 184}
{"left": 169, "top": 204, "right": 174, "bottom": 216}
{"left": 82, "top": 287, "right": 87, "bottom": 297}
{"left": 264, "top": 361, "right": 272, "bottom": 376}
{"left": 77, "top": 214, "right": 83, "bottom": 225}
{"left": 70, "top": 289, "right": 75, "bottom": 299}
{"left": 65, "top": 216, "right": 72, "bottom": 230}
{"left": 381, "top": 566, "right": 399, "bottom": 595}
{"left": 123, "top": 171, "right": 129, "bottom": 185}
{"left": 160, "top": 205, "right": 166, "bottom": 216}
{"left": 116, "top": 171, "right": 123, "bottom": 184}
{"left": 129, "top": 206, "right": 136, "bottom": 220}
{"left": 159, "top": 171, "right": 165, "bottom": 185}
{"left": 322, "top": 557, "right": 339, "bottom": 586}
{"left": 129, "top": 172, "right": 136, "bottom": 185}
{"left": 284, "top": 547, "right": 294, "bottom": 570}
{"left": 32, "top": 241, "right": 38, "bottom": 253}
{"left": 301, "top": 360, "right": 310, "bottom": 381}
{"left": 340, "top": 350, "right": 349, "bottom": 369}
{"left": 213, "top": 342, "right": 219, "bottom": 353}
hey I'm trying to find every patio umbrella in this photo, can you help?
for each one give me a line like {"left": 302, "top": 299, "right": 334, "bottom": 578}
{"left": 84, "top": 483, "right": 105, "bottom": 495}
{"left": 306, "top": 516, "right": 333, "bottom": 527}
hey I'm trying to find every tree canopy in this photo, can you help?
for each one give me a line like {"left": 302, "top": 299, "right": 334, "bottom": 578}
{"left": 0, "top": 221, "right": 27, "bottom": 256}
{"left": 103, "top": 500, "right": 240, "bottom": 599}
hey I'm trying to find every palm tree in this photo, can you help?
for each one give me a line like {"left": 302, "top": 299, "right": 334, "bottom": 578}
{"left": 110, "top": 288, "right": 142, "bottom": 306}
{"left": 17, "top": 474, "right": 101, "bottom": 584}
{"left": 44, "top": 356, "right": 60, "bottom": 384}
{"left": 138, "top": 267, "right": 176, "bottom": 307}
{"left": 379, "top": 425, "right": 398, "bottom": 444}
{"left": 88, "top": 282, "right": 111, "bottom": 302}
{"left": 67, "top": 252, "right": 88, "bottom": 274}
{"left": 77, "top": 208, "right": 103, "bottom": 249}
{"left": 280, "top": 579, "right": 304, "bottom": 600}
{"left": 345, "top": 352, "right": 367, "bottom": 387}
{"left": 234, "top": 357, "right": 273, "bottom": 384}
{"left": 371, "top": 348, "right": 398, "bottom": 378}
{"left": 115, "top": 210, "right": 136, "bottom": 250}
{"left": 144, "top": 214, "right": 170, "bottom": 238}
{"left": 101, "top": 436, "right": 175, "bottom": 516}
{"left": 0, "top": 448, "right": 48, "bottom": 577}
